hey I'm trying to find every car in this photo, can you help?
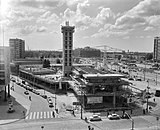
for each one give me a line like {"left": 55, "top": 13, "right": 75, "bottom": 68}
{"left": 108, "top": 113, "right": 120, "bottom": 120}
{"left": 33, "top": 90, "right": 40, "bottom": 95}
{"left": 7, "top": 107, "right": 15, "bottom": 113}
{"left": 24, "top": 91, "right": 29, "bottom": 95}
{"left": 41, "top": 94, "right": 47, "bottom": 99}
{"left": 49, "top": 102, "right": 54, "bottom": 107}
{"left": 136, "top": 78, "right": 142, "bottom": 81}
{"left": 128, "top": 77, "right": 134, "bottom": 80}
{"left": 89, "top": 115, "right": 102, "bottom": 121}
{"left": 47, "top": 97, "right": 52, "bottom": 102}
{"left": 16, "top": 82, "right": 21, "bottom": 85}
{"left": 11, "top": 79, "right": 16, "bottom": 82}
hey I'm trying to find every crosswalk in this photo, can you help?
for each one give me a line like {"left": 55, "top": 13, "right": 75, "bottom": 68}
{"left": 25, "top": 111, "right": 56, "bottom": 120}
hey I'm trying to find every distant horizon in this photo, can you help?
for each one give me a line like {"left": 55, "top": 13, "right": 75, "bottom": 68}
{"left": 1, "top": 0, "right": 160, "bottom": 52}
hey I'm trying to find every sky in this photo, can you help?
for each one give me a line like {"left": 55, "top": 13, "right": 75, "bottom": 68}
{"left": 0, "top": 0, "right": 160, "bottom": 52}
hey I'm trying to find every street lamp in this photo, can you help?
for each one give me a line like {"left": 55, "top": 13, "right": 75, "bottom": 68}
{"left": 146, "top": 80, "right": 150, "bottom": 113}
{"left": 125, "top": 112, "right": 134, "bottom": 130}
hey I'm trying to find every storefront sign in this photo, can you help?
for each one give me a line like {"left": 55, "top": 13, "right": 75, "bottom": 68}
{"left": 87, "top": 97, "right": 103, "bottom": 104}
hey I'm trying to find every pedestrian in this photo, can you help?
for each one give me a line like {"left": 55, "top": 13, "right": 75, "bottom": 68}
{"left": 52, "top": 111, "right": 55, "bottom": 118}
{"left": 22, "top": 111, "right": 25, "bottom": 119}
{"left": 130, "top": 109, "right": 132, "bottom": 114}
{"left": 107, "top": 111, "right": 109, "bottom": 116}
{"left": 153, "top": 98, "right": 155, "bottom": 102}
{"left": 143, "top": 109, "right": 145, "bottom": 114}
{"left": 88, "top": 125, "right": 91, "bottom": 130}
{"left": 29, "top": 96, "right": 31, "bottom": 101}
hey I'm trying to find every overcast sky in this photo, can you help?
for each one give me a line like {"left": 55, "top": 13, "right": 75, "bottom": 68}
{"left": 0, "top": 0, "right": 160, "bottom": 52}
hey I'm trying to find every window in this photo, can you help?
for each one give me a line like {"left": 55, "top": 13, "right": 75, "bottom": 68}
{"left": 69, "top": 32, "right": 72, "bottom": 36}
{"left": 69, "top": 37, "right": 72, "bottom": 41}
{"left": 69, "top": 46, "right": 72, "bottom": 49}
{"left": 0, "top": 64, "right": 5, "bottom": 70}
{"left": 65, "top": 37, "right": 67, "bottom": 41}
{"left": 65, "top": 32, "right": 68, "bottom": 36}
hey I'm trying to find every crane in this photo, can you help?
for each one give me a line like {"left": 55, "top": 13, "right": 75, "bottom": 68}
{"left": 93, "top": 45, "right": 124, "bottom": 69}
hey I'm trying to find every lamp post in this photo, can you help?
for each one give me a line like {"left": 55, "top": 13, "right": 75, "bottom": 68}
{"left": 156, "top": 72, "right": 157, "bottom": 85}
{"left": 146, "top": 80, "right": 150, "bottom": 113}
{"left": 125, "top": 112, "right": 134, "bottom": 130}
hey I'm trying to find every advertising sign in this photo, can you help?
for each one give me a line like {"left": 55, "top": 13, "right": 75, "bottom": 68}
{"left": 87, "top": 97, "right": 103, "bottom": 104}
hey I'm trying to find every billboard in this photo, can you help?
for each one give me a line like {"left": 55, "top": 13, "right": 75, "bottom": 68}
{"left": 87, "top": 97, "right": 103, "bottom": 104}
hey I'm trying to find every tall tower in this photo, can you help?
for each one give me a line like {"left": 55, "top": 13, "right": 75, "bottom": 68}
{"left": 61, "top": 21, "right": 75, "bottom": 77}
{"left": 153, "top": 37, "right": 160, "bottom": 62}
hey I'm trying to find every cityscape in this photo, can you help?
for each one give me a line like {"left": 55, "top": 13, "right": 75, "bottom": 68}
{"left": 0, "top": 0, "right": 160, "bottom": 130}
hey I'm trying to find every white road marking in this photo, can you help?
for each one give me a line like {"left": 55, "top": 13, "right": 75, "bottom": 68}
{"left": 44, "top": 111, "right": 46, "bottom": 118}
{"left": 29, "top": 112, "right": 33, "bottom": 119}
{"left": 47, "top": 111, "right": 50, "bottom": 118}
{"left": 33, "top": 112, "right": 36, "bottom": 119}
{"left": 37, "top": 112, "right": 39, "bottom": 119}
{"left": 40, "top": 112, "right": 43, "bottom": 119}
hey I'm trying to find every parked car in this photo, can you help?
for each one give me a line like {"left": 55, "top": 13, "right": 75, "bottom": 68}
{"left": 89, "top": 115, "right": 102, "bottom": 121}
{"left": 47, "top": 97, "right": 52, "bottom": 102}
{"left": 11, "top": 79, "right": 16, "bottom": 82}
{"left": 128, "top": 77, "right": 134, "bottom": 80}
{"left": 108, "top": 113, "right": 120, "bottom": 120}
{"left": 16, "top": 82, "right": 21, "bottom": 85}
{"left": 24, "top": 90, "right": 29, "bottom": 95}
{"left": 136, "top": 78, "right": 142, "bottom": 81}
{"left": 48, "top": 101, "right": 54, "bottom": 107}
{"left": 40, "top": 94, "right": 47, "bottom": 99}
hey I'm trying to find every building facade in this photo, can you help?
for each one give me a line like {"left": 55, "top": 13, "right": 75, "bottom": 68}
{"left": 9, "top": 38, "right": 25, "bottom": 61}
{"left": 74, "top": 47, "right": 101, "bottom": 58}
{"left": 153, "top": 37, "right": 160, "bottom": 62}
{"left": 0, "top": 46, "right": 10, "bottom": 100}
{"left": 61, "top": 21, "right": 75, "bottom": 77}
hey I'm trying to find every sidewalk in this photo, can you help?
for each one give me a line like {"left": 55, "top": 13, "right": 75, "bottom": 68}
{"left": 0, "top": 89, "right": 31, "bottom": 125}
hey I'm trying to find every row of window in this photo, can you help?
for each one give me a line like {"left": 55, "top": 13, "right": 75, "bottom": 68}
{"left": 0, "top": 79, "right": 5, "bottom": 85}
{"left": 65, "top": 32, "right": 72, "bottom": 36}
{"left": 65, "top": 37, "right": 72, "bottom": 41}
{"left": 0, "top": 64, "right": 5, "bottom": 70}
{"left": 0, "top": 71, "right": 5, "bottom": 78}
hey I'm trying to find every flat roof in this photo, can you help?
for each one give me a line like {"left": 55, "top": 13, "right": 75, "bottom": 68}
{"left": 83, "top": 74, "right": 125, "bottom": 78}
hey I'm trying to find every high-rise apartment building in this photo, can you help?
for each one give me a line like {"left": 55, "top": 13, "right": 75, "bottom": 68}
{"left": 0, "top": 46, "right": 10, "bottom": 100}
{"left": 61, "top": 21, "right": 75, "bottom": 77}
{"left": 153, "top": 37, "right": 160, "bottom": 62}
{"left": 9, "top": 38, "right": 25, "bottom": 61}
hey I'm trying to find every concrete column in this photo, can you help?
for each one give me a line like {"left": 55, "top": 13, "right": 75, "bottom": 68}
{"left": 8, "top": 84, "right": 10, "bottom": 98}
{"left": 113, "top": 86, "right": 116, "bottom": 108}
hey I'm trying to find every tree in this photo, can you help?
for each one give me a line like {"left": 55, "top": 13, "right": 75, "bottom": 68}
{"left": 56, "top": 58, "right": 61, "bottom": 64}
{"left": 43, "top": 59, "right": 50, "bottom": 68}
{"left": 118, "top": 55, "right": 121, "bottom": 61}
{"left": 145, "top": 53, "right": 153, "bottom": 60}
